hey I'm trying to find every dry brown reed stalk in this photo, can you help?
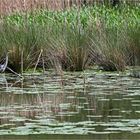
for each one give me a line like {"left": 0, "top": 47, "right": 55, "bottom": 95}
{"left": 0, "top": 0, "right": 97, "bottom": 15}
{"left": 90, "top": 22, "right": 130, "bottom": 71}
{"left": 0, "top": 0, "right": 59, "bottom": 14}
{"left": 0, "top": 0, "right": 139, "bottom": 15}
{"left": 33, "top": 49, "right": 43, "bottom": 73}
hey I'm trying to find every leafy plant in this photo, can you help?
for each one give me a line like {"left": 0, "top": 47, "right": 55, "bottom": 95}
{"left": 0, "top": 4, "right": 139, "bottom": 72}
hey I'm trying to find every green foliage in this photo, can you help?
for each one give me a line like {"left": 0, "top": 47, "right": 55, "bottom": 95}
{"left": 4, "top": 5, "right": 140, "bottom": 28}
{"left": 0, "top": 4, "right": 139, "bottom": 72}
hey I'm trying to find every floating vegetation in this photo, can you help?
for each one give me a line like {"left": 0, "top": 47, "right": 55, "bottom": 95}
{"left": 0, "top": 70, "right": 140, "bottom": 138}
{"left": 0, "top": 1, "right": 140, "bottom": 139}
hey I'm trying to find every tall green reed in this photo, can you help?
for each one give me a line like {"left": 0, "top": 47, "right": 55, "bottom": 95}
{"left": 0, "top": 4, "right": 139, "bottom": 73}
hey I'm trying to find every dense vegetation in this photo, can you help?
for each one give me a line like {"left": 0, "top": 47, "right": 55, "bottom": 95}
{"left": 0, "top": 4, "right": 140, "bottom": 73}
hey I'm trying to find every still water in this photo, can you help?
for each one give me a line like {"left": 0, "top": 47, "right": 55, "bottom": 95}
{"left": 0, "top": 70, "right": 140, "bottom": 139}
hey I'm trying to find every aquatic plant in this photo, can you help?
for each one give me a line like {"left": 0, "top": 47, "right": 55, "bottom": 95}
{"left": 0, "top": 4, "right": 139, "bottom": 72}
{"left": 47, "top": 24, "right": 93, "bottom": 71}
{"left": 90, "top": 25, "right": 132, "bottom": 71}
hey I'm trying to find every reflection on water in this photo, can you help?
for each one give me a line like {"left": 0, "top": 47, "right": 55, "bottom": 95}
{"left": 0, "top": 70, "right": 140, "bottom": 139}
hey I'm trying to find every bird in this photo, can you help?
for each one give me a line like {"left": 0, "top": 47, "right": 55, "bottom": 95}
{"left": 0, "top": 53, "right": 8, "bottom": 72}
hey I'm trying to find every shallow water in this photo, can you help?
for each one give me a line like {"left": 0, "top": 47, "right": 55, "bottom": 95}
{"left": 0, "top": 70, "right": 140, "bottom": 139}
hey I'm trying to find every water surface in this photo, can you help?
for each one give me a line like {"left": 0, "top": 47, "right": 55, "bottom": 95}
{"left": 0, "top": 70, "right": 140, "bottom": 139}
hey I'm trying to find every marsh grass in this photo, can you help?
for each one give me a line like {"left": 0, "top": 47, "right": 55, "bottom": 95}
{"left": 0, "top": 1, "right": 139, "bottom": 15}
{"left": 0, "top": 4, "right": 140, "bottom": 72}
{"left": 127, "top": 27, "right": 140, "bottom": 66}
{"left": 0, "top": 20, "right": 47, "bottom": 72}
{"left": 90, "top": 25, "right": 132, "bottom": 71}
{"left": 48, "top": 24, "right": 93, "bottom": 71}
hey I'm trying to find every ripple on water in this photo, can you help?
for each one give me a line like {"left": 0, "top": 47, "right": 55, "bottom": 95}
{"left": 0, "top": 70, "right": 140, "bottom": 136}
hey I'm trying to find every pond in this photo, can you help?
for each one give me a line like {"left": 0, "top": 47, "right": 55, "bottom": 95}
{"left": 0, "top": 69, "right": 140, "bottom": 140}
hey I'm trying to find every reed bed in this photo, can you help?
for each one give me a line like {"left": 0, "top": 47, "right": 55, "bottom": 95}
{"left": 0, "top": 0, "right": 139, "bottom": 15}
{"left": 0, "top": 2, "right": 140, "bottom": 73}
